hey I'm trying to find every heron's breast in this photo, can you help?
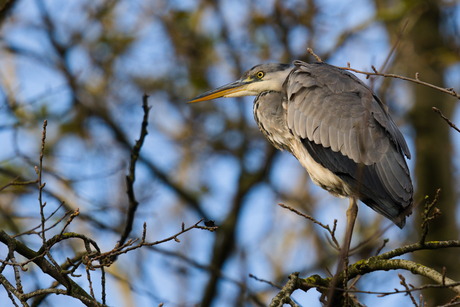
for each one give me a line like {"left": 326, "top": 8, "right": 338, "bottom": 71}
{"left": 289, "top": 140, "right": 353, "bottom": 198}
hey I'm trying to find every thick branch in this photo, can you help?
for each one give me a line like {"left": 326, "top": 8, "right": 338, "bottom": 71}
{"left": 346, "top": 258, "right": 460, "bottom": 294}
{"left": 269, "top": 273, "right": 305, "bottom": 307}
{"left": 377, "top": 240, "right": 460, "bottom": 260}
{"left": 282, "top": 240, "right": 460, "bottom": 304}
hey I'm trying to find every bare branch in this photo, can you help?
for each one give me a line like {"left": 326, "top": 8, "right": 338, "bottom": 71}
{"left": 433, "top": 107, "right": 460, "bottom": 133}
{"left": 89, "top": 220, "right": 217, "bottom": 267}
{"left": 38, "top": 120, "right": 48, "bottom": 244}
{"left": 307, "top": 48, "right": 323, "bottom": 63}
{"left": 338, "top": 66, "right": 460, "bottom": 99}
{"left": 420, "top": 189, "right": 442, "bottom": 244}
{"left": 0, "top": 273, "right": 25, "bottom": 307}
{"left": 14, "top": 204, "right": 70, "bottom": 238}
{"left": 278, "top": 203, "right": 340, "bottom": 250}
{"left": 119, "top": 94, "right": 152, "bottom": 246}
{"left": 249, "top": 274, "right": 282, "bottom": 289}
{"left": 399, "top": 274, "right": 419, "bottom": 307}
{"left": 0, "top": 177, "right": 39, "bottom": 193}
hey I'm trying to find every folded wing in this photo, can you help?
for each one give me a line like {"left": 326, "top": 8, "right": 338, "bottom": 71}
{"left": 285, "top": 61, "right": 413, "bottom": 227}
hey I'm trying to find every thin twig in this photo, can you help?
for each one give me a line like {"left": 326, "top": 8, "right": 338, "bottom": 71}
{"left": 375, "top": 239, "right": 389, "bottom": 256}
{"left": 307, "top": 48, "right": 323, "bottom": 62}
{"left": 0, "top": 178, "right": 39, "bottom": 193}
{"left": 399, "top": 274, "right": 419, "bottom": 307}
{"left": 86, "top": 266, "right": 96, "bottom": 299}
{"left": 38, "top": 120, "right": 47, "bottom": 244}
{"left": 278, "top": 203, "right": 340, "bottom": 250}
{"left": 319, "top": 280, "right": 460, "bottom": 297}
{"left": 14, "top": 203, "right": 68, "bottom": 238}
{"left": 249, "top": 274, "right": 282, "bottom": 289}
{"left": 339, "top": 66, "right": 460, "bottom": 99}
{"left": 433, "top": 107, "right": 460, "bottom": 133}
{"left": 440, "top": 295, "right": 460, "bottom": 307}
{"left": 90, "top": 220, "right": 217, "bottom": 267}
{"left": 420, "top": 189, "right": 441, "bottom": 244}
{"left": 119, "top": 94, "right": 151, "bottom": 246}
{"left": 0, "top": 273, "right": 24, "bottom": 307}
{"left": 22, "top": 288, "right": 68, "bottom": 300}
{"left": 59, "top": 209, "right": 80, "bottom": 237}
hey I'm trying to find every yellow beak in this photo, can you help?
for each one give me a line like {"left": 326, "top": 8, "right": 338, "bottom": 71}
{"left": 188, "top": 80, "right": 248, "bottom": 103}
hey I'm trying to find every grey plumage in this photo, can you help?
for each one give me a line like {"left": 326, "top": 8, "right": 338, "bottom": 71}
{"left": 191, "top": 60, "right": 413, "bottom": 228}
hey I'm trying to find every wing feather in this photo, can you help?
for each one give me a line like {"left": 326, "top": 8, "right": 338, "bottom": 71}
{"left": 287, "top": 61, "right": 410, "bottom": 164}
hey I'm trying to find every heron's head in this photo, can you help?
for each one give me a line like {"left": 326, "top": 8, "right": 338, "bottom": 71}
{"left": 189, "top": 63, "right": 292, "bottom": 103}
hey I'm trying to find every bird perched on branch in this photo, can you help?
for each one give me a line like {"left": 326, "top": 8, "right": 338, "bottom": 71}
{"left": 189, "top": 60, "right": 413, "bottom": 234}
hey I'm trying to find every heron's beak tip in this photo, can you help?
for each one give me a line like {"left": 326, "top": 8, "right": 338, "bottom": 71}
{"left": 188, "top": 92, "right": 221, "bottom": 104}
{"left": 188, "top": 96, "right": 212, "bottom": 103}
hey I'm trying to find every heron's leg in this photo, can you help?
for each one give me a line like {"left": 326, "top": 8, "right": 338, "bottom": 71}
{"left": 325, "top": 198, "right": 358, "bottom": 306}
{"left": 343, "top": 197, "right": 358, "bottom": 257}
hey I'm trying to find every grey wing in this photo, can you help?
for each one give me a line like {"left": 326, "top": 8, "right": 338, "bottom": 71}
{"left": 285, "top": 61, "right": 413, "bottom": 226}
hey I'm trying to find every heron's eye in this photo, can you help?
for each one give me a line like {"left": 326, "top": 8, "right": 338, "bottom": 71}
{"left": 256, "top": 71, "right": 265, "bottom": 79}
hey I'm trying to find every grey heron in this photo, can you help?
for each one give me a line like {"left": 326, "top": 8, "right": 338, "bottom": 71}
{"left": 189, "top": 60, "right": 413, "bottom": 234}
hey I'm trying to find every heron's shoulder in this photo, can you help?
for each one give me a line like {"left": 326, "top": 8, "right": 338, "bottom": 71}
{"left": 290, "top": 60, "right": 367, "bottom": 92}
{"left": 292, "top": 60, "right": 350, "bottom": 74}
